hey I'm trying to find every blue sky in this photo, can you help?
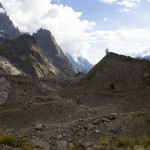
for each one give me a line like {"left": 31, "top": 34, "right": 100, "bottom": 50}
{"left": 52, "top": 0, "right": 150, "bottom": 63}
{"left": 1, "top": 0, "right": 150, "bottom": 64}
{"left": 53, "top": 0, "right": 150, "bottom": 30}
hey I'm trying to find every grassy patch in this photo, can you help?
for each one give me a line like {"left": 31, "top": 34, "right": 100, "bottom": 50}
{"left": 20, "top": 55, "right": 36, "bottom": 62}
{"left": 99, "top": 136, "right": 150, "bottom": 149}
{"left": 110, "top": 82, "right": 115, "bottom": 90}
{"left": 0, "top": 68, "right": 5, "bottom": 75}
{"left": 116, "top": 139, "right": 133, "bottom": 148}
{"left": 65, "top": 142, "right": 82, "bottom": 150}
{"left": 0, "top": 134, "right": 18, "bottom": 147}
{"left": 100, "top": 138, "right": 111, "bottom": 146}
{"left": 0, "top": 134, "right": 37, "bottom": 150}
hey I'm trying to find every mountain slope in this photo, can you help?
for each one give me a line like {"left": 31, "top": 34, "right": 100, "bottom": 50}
{"left": 84, "top": 52, "right": 150, "bottom": 91}
{"left": 0, "top": 55, "right": 22, "bottom": 75}
{"left": 33, "top": 28, "right": 76, "bottom": 76}
{"left": 0, "top": 35, "right": 59, "bottom": 78}
{"left": 0, "top": 2, "right": 21, "bottom": 39}
{"left": 66, "top": 53, "right": 93, "bottom": 73}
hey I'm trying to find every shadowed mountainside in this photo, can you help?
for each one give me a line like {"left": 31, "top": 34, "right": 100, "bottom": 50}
{"left": 33, "top": 28, "right": 77, "bottom": 76}
{"left": 84, "top": 52, "right": 150, "bottom": 91}
{"left": 0, "top": 35, "right": 60, "bottom": 78}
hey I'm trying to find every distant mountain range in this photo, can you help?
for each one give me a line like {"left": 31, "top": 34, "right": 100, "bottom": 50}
{"left": 0, "top": 2, "right": 78, "bottom": 78}
{"left": 66, "top": 53, "right": 94, "bottom": 74}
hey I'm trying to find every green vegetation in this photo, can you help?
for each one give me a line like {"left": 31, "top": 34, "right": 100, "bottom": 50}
{"left": 0, "top": 134, "right": 18, "bottom": 147}
{"left": 0, "top": 68, "right": 5, "bottom": 75}
{"left": 30, "top": 44, "right": 45, "bottom": 58}
{"left": 65, "top": 142, "right": 81, "bottom": 150}
{"left": 99, "top": 138, "right": 111, "bottom": 146}
{"left": 116, "top": 139, "right": 133, "bottom": 148}
{"left": 99, "top": 136, "right": 150, "bottom": 149}
{"left": 20, "top": 55, "right": 36, "bottom": 62}
{"left": 110, "top": 82, "right": 115, "bottom": 90}
{"left": 105, "top": 48, "right": 109, "bottom": 55}
{"left": 0, "top": 46, "right": 14, "bottom": 57}
{"left": 0, "top": 134, "right": 37, "bottom": 150}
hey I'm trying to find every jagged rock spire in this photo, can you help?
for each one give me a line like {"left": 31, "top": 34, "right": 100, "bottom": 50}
{"left": 0, "top": 2, "right": 21, "bottom": 39}
{"left": 0, "top": 2, "right": 4, "bottom": 8}
{"left": 0, "top": 2, "right": 6, "bottom": 13}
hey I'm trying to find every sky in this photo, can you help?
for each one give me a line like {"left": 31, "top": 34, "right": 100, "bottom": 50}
{"left": 1, "top": 0, "right": 150, "bottom": 64}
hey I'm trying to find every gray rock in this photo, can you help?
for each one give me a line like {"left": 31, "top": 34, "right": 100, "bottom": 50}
{"left": 57, "top": 134, "right": 62, "bottom": 139}
{"left": 56, "top": 140, "right": 68, "bottom": 150}
{"left": 95, "top": 129, "right": 100, "bottom": 133}
{"left": 93, "top": 118, "right": 101, "bottom": 124}
{"left": 35, "top": 123, "right": 43, "bottom": 130}
{"left": 0, "top": 144, "right": 21, "bottom": 150}
{"left": 0, "top": 77, "right": 10, "bottom": 104}
{"left": 134, "top": 145, "right": 145, "bottom": 150}
{"left": 102, "top": 118, "right": 111, "bottom": 122}
{"left": 0, "top": 55, "right": 22, "bottom": 76}
{"left": 30, "top": 139, "right": 50, "bottom": 150}
{"left": 86, "top": 148, "right": 94, "bottom": 150}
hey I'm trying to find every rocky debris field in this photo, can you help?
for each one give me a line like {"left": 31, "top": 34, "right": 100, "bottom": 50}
{"left": 0, "top": 74, "right": 150, "bottom": 150}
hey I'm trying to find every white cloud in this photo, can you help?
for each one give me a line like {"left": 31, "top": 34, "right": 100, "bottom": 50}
{"left": 84, "top": 28, "right": 150, "bottom": 63}
{"left": 117, "top": 1, "right": 138, "bottom": 9}
{"left": 104, "top": 17, "right": 108, "bottom": 22}
{"left": 100, "top": 0, "right": 141, "bottom": 12}
{"left": 100, "top": 0, "right": 117, "bottom": 4}
{"left": 1, "top": 0, "right": 150, "bottom": 64}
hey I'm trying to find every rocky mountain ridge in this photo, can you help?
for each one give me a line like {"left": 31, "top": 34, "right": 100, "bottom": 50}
{"left": 0, "top": 2, "right": 21, "bottom": 39}
{"left": 33, "top": 29, "right": 76, "bottom": 76}
{"left": 84, "top": 52, "right": 150, "bottom": 91}
{"left": 66, "top": 53, "right": 93, "bottom": 73}
{"left": 0, "top": 34, "right": 60, "bottom": 78}
{"left": 0, "top": 3, "right": 76, "bottom": 77}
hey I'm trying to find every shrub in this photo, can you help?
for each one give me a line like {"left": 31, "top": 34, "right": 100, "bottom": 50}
{"left": 0, "top": 134, "right": 18, "bottom": 147}
{"left": 100, "top": 138, "right": 111, "bottom": 146}
{"left": 0, "top": 134, "right": 37, "bottom": 150}
{"left": 110, "top": 82, "right": 115, "bottom": 90}
{"left": 116, "top": 140, "right": 132, "bottom": 147}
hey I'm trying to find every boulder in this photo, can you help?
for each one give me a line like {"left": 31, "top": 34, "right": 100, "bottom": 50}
{"left": 0, "top": 77, "right": 10, "bottom": 104}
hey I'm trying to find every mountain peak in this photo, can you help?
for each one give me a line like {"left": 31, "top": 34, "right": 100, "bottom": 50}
{"left": 66, "top": 53, "right": 93, "bottom": 73}
{"left": 0, "top": 2, "right": 4, "bottom": 9}
{"left": 33, "top": 29, "right": 76, "bottom": 76}
{"left": 85, "top": 52, "right": 150, "bottom": 91}
{"left": 0, "top": 2, "right": 21, "bottom": 39}
{"left": 0, "top": 2, "right": 6, "bottom": 14}
{"left": 36, "top": 28, "right": 52, "bottom": 35}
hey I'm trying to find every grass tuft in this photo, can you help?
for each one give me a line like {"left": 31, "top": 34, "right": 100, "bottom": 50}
{"left": 0, "top": 134, "right": 37, "bottom": 150}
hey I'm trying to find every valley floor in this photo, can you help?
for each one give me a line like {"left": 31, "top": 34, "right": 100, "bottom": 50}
{"left": 0, "top": 75, "right": 150, "bottom": 150}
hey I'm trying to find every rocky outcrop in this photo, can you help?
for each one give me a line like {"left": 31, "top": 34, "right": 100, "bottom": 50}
{"left": 0, "top": 77, "right": 10, "bottom": 104}
{"left": 0, "top": 55, "right": 22, "bottom": 75}
{"left": 0, "top": 3, "right": 21, "bottom": 39}
{"left": 0, "top": 35, "right": 59, "bottom": 78}
{"left": 33, "top": 28, "right": 76, "bottom": 76}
